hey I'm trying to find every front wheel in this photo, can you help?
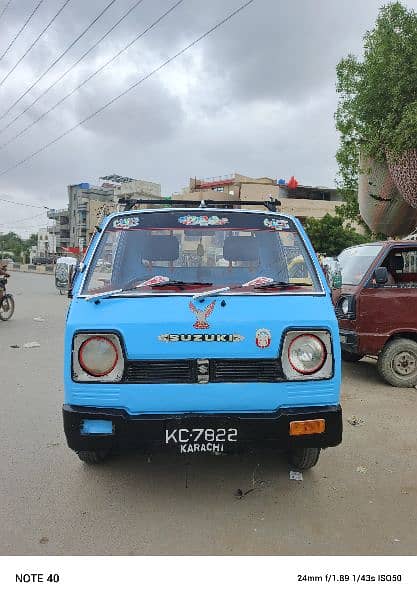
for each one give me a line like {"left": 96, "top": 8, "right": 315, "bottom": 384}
{"left": 377, "top": 338, "right": 417, "bottom": 387}
{"left": 77, "top": 450, "right": 109, "bottom": 464}
{"left": 288, "top": 447, "right": 321, "bottom": 471}
{"left": 0, "top": 294, "right": 15, "bottom": 320}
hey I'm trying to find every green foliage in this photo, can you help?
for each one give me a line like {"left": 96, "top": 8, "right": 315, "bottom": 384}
{"left": 0, "top": 232, "right": 38, "bottom": 262}
{"left": 335, "top": 2, "right": 417, "bottom": 217}
{"left": 304, "top": 214, "right": 371, "bottom": 256}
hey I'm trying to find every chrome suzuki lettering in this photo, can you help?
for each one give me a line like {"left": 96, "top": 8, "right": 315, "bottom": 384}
{"left": 180, "top": 334, "right": 192, "bottom": 341}
{"left": 158, "top": 333, "right": 245, "bottom": 342}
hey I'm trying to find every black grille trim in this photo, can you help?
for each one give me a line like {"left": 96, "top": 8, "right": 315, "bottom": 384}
{"left": 211, "top": 359, "right": 284, "bottom": 382}
{"left": 125, "top": 360, "right": 196, "bottom": 383}
{"left": 124, "top": 359, "right": 284, "bottom": 384}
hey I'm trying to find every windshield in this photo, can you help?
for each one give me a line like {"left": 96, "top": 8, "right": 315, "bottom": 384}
{"left": 338, "top": 244, "right": 382, "bottom": 285}
{"left": 81, "top": 211, "right": 321, "bottom": 295}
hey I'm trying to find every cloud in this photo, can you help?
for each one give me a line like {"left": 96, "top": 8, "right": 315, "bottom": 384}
{"left": 1, "top": 0, "right": 417, "bottom": 235}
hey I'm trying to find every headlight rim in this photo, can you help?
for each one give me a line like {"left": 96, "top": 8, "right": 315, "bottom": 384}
{"left": 288, "top": 333, "right": 327, "bottom": 375}
{"left": 78, "top": 335, "right": 119, "bottom": 377}
{"left": 341, "top": 297, "right": 350, "bottom": 315}
{"left": 72, "top": 331, "right": 125, "bottom": 383}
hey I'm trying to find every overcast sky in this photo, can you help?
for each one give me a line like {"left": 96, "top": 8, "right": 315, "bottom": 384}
{"left": 0, "top": 0, "right": 416, "bottom": 236}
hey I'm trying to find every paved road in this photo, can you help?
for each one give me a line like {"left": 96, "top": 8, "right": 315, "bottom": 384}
{"left": 0, "top": 271, "right": 416, "bottom": 555}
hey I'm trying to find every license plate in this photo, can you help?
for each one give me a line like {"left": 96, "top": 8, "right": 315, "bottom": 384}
{"left": 165, "top": 427, "right": 238, "bottom": 454}
{"left": 339, "top": 334, "right": 347, "bottom": 343}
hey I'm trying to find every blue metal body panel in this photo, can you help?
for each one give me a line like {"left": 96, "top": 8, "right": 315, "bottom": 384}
{"left": 64, "top": 209, "right": 340, "bottom": 416}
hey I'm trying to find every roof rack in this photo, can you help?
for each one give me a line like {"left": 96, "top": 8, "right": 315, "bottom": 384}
{"left": 118, "top": 197, "right": 282, "bottom": 212}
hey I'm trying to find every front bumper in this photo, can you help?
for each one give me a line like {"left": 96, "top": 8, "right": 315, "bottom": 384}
{"left": 63, "top": 404, "right": 343, "bottom": 453}
{"left": 339, "top": 329, "right": 359, "bottom": 354}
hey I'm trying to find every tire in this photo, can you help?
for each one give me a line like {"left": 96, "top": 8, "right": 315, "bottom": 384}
{"left": 288, "top": 447, "right": 321, "bottom": 471}
{"left": 377, "top": 338, "right": 417, "bottom": 388}
{"left": 0, "top": 294, "right": 15, "bottom": 321}
{"left": 77, "top": 450, "right": 109, "bottom": 464}
{"left": 341, "top": 350, "right": 364, "bottom": 362}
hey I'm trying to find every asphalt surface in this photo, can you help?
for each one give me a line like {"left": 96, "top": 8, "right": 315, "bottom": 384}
{"left": 0, "top": 271, "right": 416, "bottom": 555}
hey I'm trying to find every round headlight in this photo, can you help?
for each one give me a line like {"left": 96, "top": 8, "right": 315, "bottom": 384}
{"left": 78, "top": 336, "right": 119, "bottom": 377}
{"left": 341, "top": 297, "right": 349, "bottom": 315}
{"left": 288, "top": 334, "right": 326, "bottom": 374}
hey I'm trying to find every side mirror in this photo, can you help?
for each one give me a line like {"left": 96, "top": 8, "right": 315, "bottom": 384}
{"left": 374, "top": 266, "right": 388, "bottom": 285}
{"left": 67, "top": 264, "right": 78, "bottom": 298}
{"left": 331, "top": 260, "right": 342, "bottom": 289}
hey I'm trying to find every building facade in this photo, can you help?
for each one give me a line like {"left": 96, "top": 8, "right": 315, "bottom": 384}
{"left": 65, "top": 177, "right": 162, "bottom": 251}
{"left": 173, "top": 173, "right": 344, "bottom": 221}
{"left": 46, "top": 208, "right": 70, "bottom": 254}
{"left": 67, "top": 183, "right": 115, "bottom": 250}
{"left": 37, "top": 227, "right": 56, "bottom": 256}
{"left": 100, "top": 174, "right": 161, "bottom": 199}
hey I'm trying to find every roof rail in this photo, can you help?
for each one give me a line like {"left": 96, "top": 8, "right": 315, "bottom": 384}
{"left": 118, "top": 197, "right": 282, "bottom": 212}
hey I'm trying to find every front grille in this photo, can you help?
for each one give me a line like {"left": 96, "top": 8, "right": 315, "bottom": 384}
{"left": 124, "top": 359, "right": 284, "bottom": 384}
{"left": 211, "top": 359, "right": 284, "bottom": 382}
{"left": 125, "top": 360, "right": 195, "bottom": 383}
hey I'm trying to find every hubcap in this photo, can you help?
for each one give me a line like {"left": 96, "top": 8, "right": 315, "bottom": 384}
{"left": 392, "top": 350, "right": 417, "bottom": 376}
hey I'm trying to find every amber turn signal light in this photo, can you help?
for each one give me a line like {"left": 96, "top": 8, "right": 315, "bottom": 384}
{"left": 289, "top": 419, "right": 325, "bottom": 436}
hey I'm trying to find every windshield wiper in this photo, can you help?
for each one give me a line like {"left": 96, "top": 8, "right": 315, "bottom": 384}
{"left": 253, "top": 280, "right": 312, "bottom": 289}
{"left": 84, "top": 284, "right": 145, "bottom": 301}
{"left": 84, "top": 281, "right": 214, "bottom": 301}
{"left": 150, "top": 280, "right": 213, "bottom": 288}
{"left": 192, "top": 286, "right": 231, "bottom": 299}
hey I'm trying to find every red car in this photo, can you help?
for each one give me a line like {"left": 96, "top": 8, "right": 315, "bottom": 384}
{"left": 334, "top": 240, "right": 417, "bottom": 387}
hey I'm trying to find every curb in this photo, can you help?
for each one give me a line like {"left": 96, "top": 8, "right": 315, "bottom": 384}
{"left": 11, "top": 264, "right": 54, "bottom": 275}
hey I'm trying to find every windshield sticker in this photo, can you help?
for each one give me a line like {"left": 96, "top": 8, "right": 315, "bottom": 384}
{"left": 189, "top": 300, "right": 216, "bottom": 329}
{"left": 178, "top": 215, "right": 229, "bottom": 227}
{"left": 242, "top": 276, "right": 274, "bottom": 287}
{"left": 264, "top": 218, "right": 290, "bottom": 231}
{"left": 255, "top": 328, "right": 272, "bottom": 348}
{"left": 113, "top": 216, "right": 140, "bottom": 229}
{"left": 158, "top": 333, "right": 244, "bottom": 343}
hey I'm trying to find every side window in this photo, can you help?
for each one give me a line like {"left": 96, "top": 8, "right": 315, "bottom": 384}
{"left": 84, "top": 230, "right": 121, "bottom": 292}
{"left": 402, "top": 250, "right": 417, "bottom": 274}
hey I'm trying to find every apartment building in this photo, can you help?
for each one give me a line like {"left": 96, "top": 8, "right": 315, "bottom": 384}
{"left": 173, "top": 173, "right": 344, "bottom": 221}
{"left": 67, "top": 183, "right": 115, "bottom": 250}
{"left": 46, "top": 208, "right": 70, "bottom": 254}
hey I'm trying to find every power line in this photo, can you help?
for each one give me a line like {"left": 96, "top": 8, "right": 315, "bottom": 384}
{"left": 0, "top": 0, "right": 72, "bottom": 90}
{"left": 0, "top": 0, "right": 184, "bottom": 148}
{"left": 0, "top": 0, "right": 45, "bottom": 65}
{"left": 0, "top": 0, "right": 147, "bottom": 138}
{"left": 0, "top": 0, "right": 255, "bottom": 178}
{"left": 0, "top": 0, "right": 119, "bottom": 121}
{"left": 0, "top": 196, "right": 49, "bottom": 208}
{"left": 1, "top": 210, "right": 46, "bottom": 225}
{"left": 0, "top": 1, "right": 13, "bottom": 25}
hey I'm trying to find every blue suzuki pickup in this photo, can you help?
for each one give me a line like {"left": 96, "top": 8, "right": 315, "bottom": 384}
{"left": 63, "top": 205, "right": 342, "bottom": 469}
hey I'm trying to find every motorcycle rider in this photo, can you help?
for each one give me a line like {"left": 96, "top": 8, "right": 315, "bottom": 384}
{"left": 0, "top": 261, "right": 10, "bottom": 300}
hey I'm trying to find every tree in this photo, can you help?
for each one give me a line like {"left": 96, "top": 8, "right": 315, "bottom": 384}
{"left": 304, "top": 214, "right": 370, "bottom": 256}
{"left": 335, "top": 2, "right": 417, "bottom": 219}
{"left": 0, "top": 232, "right": 38, "bottom": 262}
